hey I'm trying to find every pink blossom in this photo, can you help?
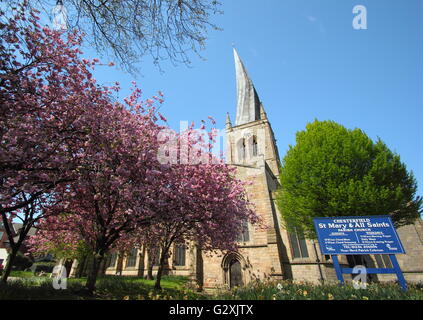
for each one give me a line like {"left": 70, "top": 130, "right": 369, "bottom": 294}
{"left": 158, "top": 112, "right": 167, "bottom": 122}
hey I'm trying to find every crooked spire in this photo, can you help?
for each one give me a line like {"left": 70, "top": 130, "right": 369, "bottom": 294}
{"left": 233, "top": 48, "right": 262, "bottom": 126}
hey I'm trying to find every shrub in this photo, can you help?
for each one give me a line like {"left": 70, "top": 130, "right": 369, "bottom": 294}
{"left": 11, "top": 252, "right": 33, "bottom": 271}
{"left": 212, "top": 280, "right": 423, "bottom": 300}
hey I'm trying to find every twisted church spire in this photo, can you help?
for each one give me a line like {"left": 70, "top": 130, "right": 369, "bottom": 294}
{"left": 233, "top": 48, "right": 262, "bottom": 126}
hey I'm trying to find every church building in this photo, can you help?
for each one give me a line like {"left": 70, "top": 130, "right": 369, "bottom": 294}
{"left": 69, "top": 49, "right": 423, "bottom": 289}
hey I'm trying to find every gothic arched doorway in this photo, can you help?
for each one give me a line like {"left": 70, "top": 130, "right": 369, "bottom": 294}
{"left": 229, "top": 259, "right": 243, "bottom": 288}
{"left": 222, "top": 252, "right": 247, "bottom": 288}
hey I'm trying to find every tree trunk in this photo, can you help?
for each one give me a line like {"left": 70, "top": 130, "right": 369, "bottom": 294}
{"left": 77, "top": 255, "right": 87, "bottom": 278}
{"left": 196, "top": 246, "right": 204, "bottom": 292}
{"left": 154, "top": 246, "right": 170, "bottom": 290}
{"left": 138, "top": 245, "right": 146, "bottom": 277}
{"left": 147, "top": 247, "right": 154, "bottom": 280}
{"left": 85, "top": 253, "right": 104, "bottom": 294}
{"left": 115, "top": 251, "right": 124, "bottom": 276}
{"left": 1, "top": 246, "right": 19, "bottom": 283}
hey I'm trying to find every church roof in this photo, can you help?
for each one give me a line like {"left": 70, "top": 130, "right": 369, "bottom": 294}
{"left": 233, "top": 48, "right": 262, "bottom": 126}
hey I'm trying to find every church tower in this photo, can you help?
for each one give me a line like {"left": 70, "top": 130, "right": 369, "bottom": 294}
{"left": 227, "top": 48, "right": 281, "bottom": 177}
{"left": 200, "top": 49, "right": 287, "bottom": 288}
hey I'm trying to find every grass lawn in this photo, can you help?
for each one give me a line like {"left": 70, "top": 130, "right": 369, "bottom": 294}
{"left": 122, "top": 275, "right": 188, "bottom": 290}
{"left": 9, "top": 271, "right": 52, "bottom": 278}
{"left": 0, "top": 274, "right": 206, "bottom": 300}
{"left": 1, "top": 275, "right": 422, "bottom": 300}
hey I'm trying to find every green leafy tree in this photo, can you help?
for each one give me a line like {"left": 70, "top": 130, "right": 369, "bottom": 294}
{"left": 276, "top": 120, "right": 422, "bottom": 238}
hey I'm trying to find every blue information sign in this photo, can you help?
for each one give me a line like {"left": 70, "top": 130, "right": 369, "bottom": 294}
{"left": 313, "top": 215, "right": 405, "bottom": 255}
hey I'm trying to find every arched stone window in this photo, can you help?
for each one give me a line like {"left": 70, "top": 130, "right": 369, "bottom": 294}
{"left": 126, "top": 248, "right": 138, "bottom": 268}
{"left": 241, "top": 139, "right": 246, "bottom": 160}
{"left": 106, "top": 252, "right": 118, "bottom": 268}
{"left": 236, "top": 220, "right": 250, "bottom": 242}
{"left": 288, "top": 228, "right": 309, "bottom": 259}
{"left": 252, "top": 136, "right": 258, "bottom": 157}
{"left": 174, "top": 244, "right": 186, "bottom": 266}
{"left": 237, "top": 138, "right": 246, "bottom": 161}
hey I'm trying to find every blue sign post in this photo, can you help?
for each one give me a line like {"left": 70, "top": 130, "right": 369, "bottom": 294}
{"left": 313, "top": 215, "right": 407, "bottom": 291}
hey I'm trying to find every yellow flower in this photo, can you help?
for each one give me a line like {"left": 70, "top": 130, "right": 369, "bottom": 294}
{"left": 328, "top": 293, "right": 334, "bottom": 300}
{"left": 362, "top": 296, "right": 369, "bottom": 300}
{"left": 123, "top": 296, "right": 130, "bottom": 300}
{"left": 303, "top": 290, "right": 308, "bottom": 296}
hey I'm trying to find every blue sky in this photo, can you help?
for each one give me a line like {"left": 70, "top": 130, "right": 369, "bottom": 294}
{"left": 78, "top": 0, "right": 423, "bottom": 196}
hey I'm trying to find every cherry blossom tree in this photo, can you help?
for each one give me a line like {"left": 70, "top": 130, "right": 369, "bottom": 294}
{"left": 2, "top": 4, "right": 167, "bottom": 292}
{"left": 30, "top": 119, "right": 260, "bottom": 292}
{"left": 30, "top": 90, "right": 165, "bottom": 293}
{"left": 144, "top": 123, "right": 259, "bottom": 289}
{"left": 147, "top": 162, "right": 259, "bottom": 290}
{"left": 9, "top": 3, "right": 259, "bottom": 294}
{"left": 0, "top": 2, "right": 118, "bottom": 282}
